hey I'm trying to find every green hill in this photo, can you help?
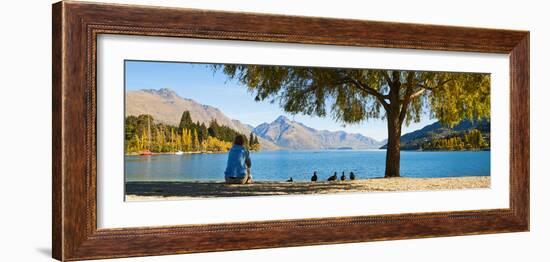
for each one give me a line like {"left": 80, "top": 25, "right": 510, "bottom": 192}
{"left": 380, "top": 119, "right": 490, "bottom": 151}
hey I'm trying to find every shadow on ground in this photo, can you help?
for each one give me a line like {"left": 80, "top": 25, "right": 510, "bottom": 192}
{"left": 126, "top": 181, "right": 369, "bottom": 198}
{"left": 36, "top": 247, "right": 51, "bottom": 258}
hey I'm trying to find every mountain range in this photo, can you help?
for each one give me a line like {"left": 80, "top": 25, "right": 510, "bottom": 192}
{"left": 125, "top": 88, "right": 385, "bottom": 150}
{"left": 253, "top": 116, "right": 384, "bottom": 150}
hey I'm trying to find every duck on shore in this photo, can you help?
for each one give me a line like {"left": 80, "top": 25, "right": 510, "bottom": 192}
{"left": 328, "top": 172, "right": 337, "bottom": 182}
{"left": 350, "top": 171, "right": 356, "bottom": 180}
{"left": 340, "top": 171, "right": 346, "bottom": 181}
{"left": 286, "top": 177, "right": 293, "bottom": 182}
{"left": 311, "top": 171, "right": 318, "bottom": 182}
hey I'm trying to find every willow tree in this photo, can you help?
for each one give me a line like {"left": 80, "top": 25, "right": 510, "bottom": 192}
{"left": 214, "top": 65, "right": 490, "bottom": 177}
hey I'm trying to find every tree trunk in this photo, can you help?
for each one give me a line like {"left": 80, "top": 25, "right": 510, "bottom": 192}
{"left": 384, "top": 114, "right": 402, "bottom": 178}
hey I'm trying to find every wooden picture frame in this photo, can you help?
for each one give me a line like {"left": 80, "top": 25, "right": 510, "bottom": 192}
{"left": 52, "top": 1, "right": 529, "bottom": 261}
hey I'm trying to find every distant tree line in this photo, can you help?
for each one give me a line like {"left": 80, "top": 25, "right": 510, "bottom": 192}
{"left": 421, "top": 129, "right": 489, "bottom": 151}
{"left": 125, "top": 111, "right": 260, "bottom": 154}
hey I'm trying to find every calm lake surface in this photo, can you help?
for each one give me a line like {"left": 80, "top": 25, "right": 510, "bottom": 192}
{"left": 125, "top": 150, "right": 490, "bottom": 182}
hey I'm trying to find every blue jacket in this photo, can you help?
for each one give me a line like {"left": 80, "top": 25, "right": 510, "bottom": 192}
{"left": 224, "top": 145, "right": 251, "bottom": 179}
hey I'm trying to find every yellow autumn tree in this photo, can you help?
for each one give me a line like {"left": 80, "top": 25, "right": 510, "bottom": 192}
{"left": 141, "top": 129, "right": 148, "bottom": 150}
{"left": 192, "top": 129, "right": 200, "bottom": 152}
{"left": 204, "top": 136, "right": 232, "bottom": 152}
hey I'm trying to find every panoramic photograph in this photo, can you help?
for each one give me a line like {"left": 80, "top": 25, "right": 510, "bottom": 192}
{"left": 124, "top": 60, "right": 491, "bottom": 201}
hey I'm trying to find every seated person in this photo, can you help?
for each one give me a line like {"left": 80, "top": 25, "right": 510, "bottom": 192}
{"left": 224, "top": 135, "right": 252, "bottom": 184}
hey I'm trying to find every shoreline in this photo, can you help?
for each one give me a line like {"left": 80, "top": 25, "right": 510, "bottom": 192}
{"left": 125, "top": 149, "right": 491, "bottom": 156}
{"left": 125, "top": 176, "right": 490, "bottom": 201}
{"left": 125, "top": 151, "right": 222, "bottom": 156}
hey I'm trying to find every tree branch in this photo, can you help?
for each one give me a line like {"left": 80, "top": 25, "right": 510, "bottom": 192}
{"left": 409, "top": 88, "right": 427, "bottom": 99}
{"left": 344, "top": 77, "right": 389, "bottom": 110}
{"left": 398, "top": 72, "right": 416, "bottom": 124}
{"left": 398, "top": 88, "right": 413, "bottom": 124}
{"left": 291, "top": 84, "right": 319, "bottom": 99}
{"left": 416, "top": 78, "right": 453, "bottom": 91}
{"left": 382, "top": 71, "right": 393, "bottom": 86}
{"left": 398, "top": 77, "right": 454, "bottom": 124}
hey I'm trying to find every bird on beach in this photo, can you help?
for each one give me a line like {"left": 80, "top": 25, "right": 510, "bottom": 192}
{"left": 286, "top": 177, "right": 293, "bottom": 182}
{"left": 350, "top": 172, "right": 356, "bottom": 180}
{"left": 328, "top": 172, "right": 337, "bottom": 182}
{"left": 311, "top": 171, "right": 318, "bottom": 182}
{"left": 340, "top": 171, "right": 347, "bottom": 181}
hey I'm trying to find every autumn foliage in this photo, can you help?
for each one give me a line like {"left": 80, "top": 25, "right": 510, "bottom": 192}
{"left": 125, "top": 111, "right": 260, "bottom": 154}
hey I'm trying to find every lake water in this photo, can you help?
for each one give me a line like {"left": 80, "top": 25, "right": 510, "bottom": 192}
{"left": 125, "top": 150, "right": 490, "bottom": 182}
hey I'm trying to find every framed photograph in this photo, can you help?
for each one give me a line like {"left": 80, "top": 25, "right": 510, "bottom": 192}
{"left": 52, "top": 1, "right": 529, "bottom": 261}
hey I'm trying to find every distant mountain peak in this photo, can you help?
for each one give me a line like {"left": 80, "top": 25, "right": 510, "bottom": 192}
{"left": 274, "top": 115, "right": 291, "bottom": 123}
{"left": 253, "top": 115, "right": 383, "bottom": 150}
{"left": 142, "top": 88, "right": 179, "bottom": 99}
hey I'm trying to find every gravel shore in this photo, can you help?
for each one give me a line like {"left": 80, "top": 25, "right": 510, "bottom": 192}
{"left": 125, "top": 176, "right": 490, "bottom": 201}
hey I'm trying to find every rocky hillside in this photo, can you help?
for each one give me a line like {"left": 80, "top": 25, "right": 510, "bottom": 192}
{"left": 125, "top": 88, "right": 280, "bottom": 150}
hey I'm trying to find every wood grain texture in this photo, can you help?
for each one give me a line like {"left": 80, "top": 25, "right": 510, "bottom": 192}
{"left": 509, "top": 35, "right": 530, "bottom": 226}
{"left": 52, "top": 2, "right": 63, "bottom": 260}
{"left": 52, "top": 1, "right": 530, "bottom": 261}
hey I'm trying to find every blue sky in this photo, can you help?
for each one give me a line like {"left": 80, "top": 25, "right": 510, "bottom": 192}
{"left": 125, "top": 60, "right": 436, "bottom": 141}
